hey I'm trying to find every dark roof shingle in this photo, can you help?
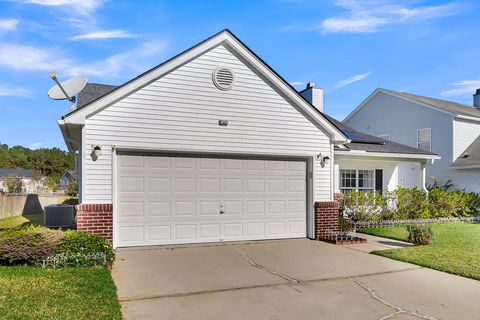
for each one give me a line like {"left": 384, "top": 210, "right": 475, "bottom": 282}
{"left": 76, "top": 83, "right": 118, "bottom": 109}
{"left": 0, "top": 168, "right": 34, "bottom": 178}
{"left": 450, "top": 135, "right": 480, "bottom": 168}
{"left": 326, "top": 115, "right": 437, "bottom": 156}
{"left": 382, "top": 88, "right": 480, "bottom": 118}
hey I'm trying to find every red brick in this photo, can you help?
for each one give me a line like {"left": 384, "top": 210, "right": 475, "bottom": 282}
{"left": 76, "top": 203, "right": 113, "bottom": 243}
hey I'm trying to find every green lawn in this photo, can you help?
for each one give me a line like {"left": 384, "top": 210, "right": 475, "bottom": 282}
{"left": 0, "top": 213, "right": 44, "bottom": 230}
{"left": 360, "top": 223, "right": 480, "bottom": 280}
{"left": 0, "top": 266, "right": 121, "bottom": 319}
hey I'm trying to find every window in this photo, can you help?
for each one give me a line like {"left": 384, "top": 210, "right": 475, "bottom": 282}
{"left": 378, "top": 134, "right": 391, "bottom": 141}
{"left": 340, "top": 169, "right": 356, "bottom": 192}
{"left": 358, "top": 170, "right": 374, "bottom": 191}
{"left": 340, "top": 169, "right": 375, "bottom": 193}
{"left": 417, "top": 128, "right": 431, "bottom": 152}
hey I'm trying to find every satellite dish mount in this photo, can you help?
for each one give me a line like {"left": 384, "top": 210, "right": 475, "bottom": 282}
{"left": 48, "top": 71, "right": 87, "bottom": 112}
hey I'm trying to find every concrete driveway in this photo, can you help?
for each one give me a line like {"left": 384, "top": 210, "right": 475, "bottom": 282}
{"left": 112, "top": 239, "right": 480, "bottom": 320}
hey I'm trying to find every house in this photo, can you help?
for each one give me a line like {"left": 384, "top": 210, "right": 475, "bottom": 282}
{"left": 343, "top": 88, "right": 480, "bottom": 193}
{"left": 58, "top": 30, "right": 437, "bottom": 248}
{"left": 0, "top": 168, "right": 36, "bottom": 193}
{"left": 60, "top": 170, "right": 76, "bottom": 189}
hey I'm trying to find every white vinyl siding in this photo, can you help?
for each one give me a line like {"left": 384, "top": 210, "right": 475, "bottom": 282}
{"left": 417, "top": 128, "right": 431, "bottom": 152}
{"left": 83, "top": 45, "right": 332, "bottom": 203}
{"left": 453, "top": 118, "right": 480, "bottom": 160}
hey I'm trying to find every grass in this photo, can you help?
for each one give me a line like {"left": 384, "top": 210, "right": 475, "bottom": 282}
{"left": 0, "top": 266, "right": 121, "bottom": 319}
{"left": 360, "top": 223, "right": 480, "bottom": 280}
{"left": 0, "top": 212, "right": 44, "bottom": 230}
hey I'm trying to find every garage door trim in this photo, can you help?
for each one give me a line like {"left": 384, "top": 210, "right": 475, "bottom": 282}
{"left": 112, "top": 149, "right": 314, "bottom": 248}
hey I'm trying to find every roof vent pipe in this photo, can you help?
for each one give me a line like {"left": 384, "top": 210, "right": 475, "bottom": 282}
{"left": 300, "top": 82, "right": 324, "bottom": 112}
{"left": 474, "top": 88, "right": 480, "bottom": 109}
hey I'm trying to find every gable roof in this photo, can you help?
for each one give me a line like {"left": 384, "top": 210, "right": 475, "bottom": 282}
{"left": 59, "top": 29, "right": 347, "bottom": 142}
{"left": 0, "top": 168, "right": 34, "bottom": 178}
{"left": 450, "top": 135, "right": 480, "bottom": 169}
{"left": 344, "top": 88, "right": 480, "bottom": 123}
{"left": 326, "top": 115, "right": 438, "bottom": 157}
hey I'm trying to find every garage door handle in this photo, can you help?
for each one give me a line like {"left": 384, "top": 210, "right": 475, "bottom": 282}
{"left": 219, "top": 205, "right": 224, "bottom": 214}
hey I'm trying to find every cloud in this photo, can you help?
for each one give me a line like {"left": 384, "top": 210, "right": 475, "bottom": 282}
{"left": 0, "top": 85, "right": 31, "bottom": 97}
{"left": 313, "top": 1, "right": 464, "bottom": 34}
{"left": 15, "top": 0, "right": 103, "bottom": 15}
{"left": 0, "top": 18, "right": 18, "bottom": 31}
{"left": 66, "top": 40, "right": 168, "bottom": 79}
{"left": 71, "top": 30, "right": 137, "bottom": 40}
{"left": 30, "top": 142, "right": 43, "bottom": 149}
{"left": 0, "top": 43, "right": 72, "bottom": 71}
{"left": 331, "top": 72, "right": 370, "bottom": 90}
{"left": 0, "top": 39, "right": 168, "bottom": 81}
{"left": 440, "top": 80, "right": 480, "bottom": 98}
{"left": 290, "top": 81, "right": 305, "bottom": 86}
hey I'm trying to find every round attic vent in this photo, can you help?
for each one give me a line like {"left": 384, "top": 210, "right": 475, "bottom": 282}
{"left": 212, "top": 66, "right": 235, "bottom": 90}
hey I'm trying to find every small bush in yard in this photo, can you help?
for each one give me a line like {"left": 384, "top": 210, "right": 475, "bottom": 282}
{"left": 56, "top": 230, "right": 115, "bottom": 265}
{"left": 0, "top": 226, "right": 63, "bottom": 265}
{"left": 0, "top": 226, "right": 115, "bottom": 267}
{"left": 406, "top": 224, "right": 434, "bottom": 245}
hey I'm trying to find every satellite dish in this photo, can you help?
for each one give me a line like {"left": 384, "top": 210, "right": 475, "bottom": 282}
{"left": 48, "top": 74, "right": 87, "bottom": 100}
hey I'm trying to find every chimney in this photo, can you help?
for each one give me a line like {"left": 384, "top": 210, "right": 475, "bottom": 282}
{"left": 474, "top": 89, "right": 480, "bottom": 109}
{"left": 300, "top": 82, "right": 324, "bottom": 112}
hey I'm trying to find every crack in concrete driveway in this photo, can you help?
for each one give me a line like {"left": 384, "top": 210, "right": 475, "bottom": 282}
{"left": 235, "top": 247, "right": 300, "bottom": 283}
{"left": 349, "top": 277, "right": 438, "bottom": 320}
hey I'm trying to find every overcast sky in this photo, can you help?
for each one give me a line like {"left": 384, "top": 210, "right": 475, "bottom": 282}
{"left": 0, "top": 0, "right": 479, "bottom": 149}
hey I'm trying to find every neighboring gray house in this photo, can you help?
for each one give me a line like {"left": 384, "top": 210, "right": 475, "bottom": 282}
{"left": 60, "top": 170, "right": 76, "bottom": 189}
{"left": 343, "top": 88, "right": 480, "bottom": 193}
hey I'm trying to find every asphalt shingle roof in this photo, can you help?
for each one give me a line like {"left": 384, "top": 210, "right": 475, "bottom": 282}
{"left": 450, "top": 135, "right": 480, "bottom": 168}
{"left": 0, "top": 168, "right": 34, "bottom": 178}
{"left": 77, "top": 83, "right": 118, "bottom": 109}
{"left": 382, "top": 88, "right": 480, "bottom": 118}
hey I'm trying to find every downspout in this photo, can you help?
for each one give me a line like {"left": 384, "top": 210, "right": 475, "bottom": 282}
{"left": 421, "top": 161, "right": 428, "bottom": 196}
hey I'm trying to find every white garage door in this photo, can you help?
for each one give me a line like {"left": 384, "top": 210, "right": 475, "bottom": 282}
{"left": 116, "top": 154, "right": 307, "bottom": 247}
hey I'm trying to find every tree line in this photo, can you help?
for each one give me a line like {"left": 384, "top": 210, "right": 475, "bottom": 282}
{"left": 0, "top": 142, "right": 75, "bottom": 182}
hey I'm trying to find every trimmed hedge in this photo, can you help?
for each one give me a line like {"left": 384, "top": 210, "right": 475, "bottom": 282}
{"left": 0, "top": 227, "right": 115, "bottom": 266}
{"left": 342, "top": 188, "right": 480, "bottom": 222}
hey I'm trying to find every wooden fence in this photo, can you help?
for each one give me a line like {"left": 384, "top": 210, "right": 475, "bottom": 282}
{"left": 0, "top": 192, "right": 73, "bottom": 220}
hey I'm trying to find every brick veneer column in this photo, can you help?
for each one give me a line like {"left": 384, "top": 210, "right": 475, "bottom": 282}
{"left": 314, "top": 201, "right": 340, "bottom": 240}
{"left": 75, "top": 204, "right": 113, "bottom": 243}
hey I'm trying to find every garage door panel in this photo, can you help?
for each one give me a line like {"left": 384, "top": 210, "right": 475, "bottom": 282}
{"left": 175, "top": 201, "right": 196, "bottom": 216}
{"left": 175, "top": 224, "right": 196, "bottom": 239}
{"left": 174, "top": 178, "right": 196, "bottom": 192}
{"left": 148, "top": 202, "right": 171, "bottom": 217}
{"left": 118, "top": 201, "right": 144, "bottom": 218}
{"left": 148, "top": 225, "right": 171, "bottom": 241}
{"left": 116, "top": 155, "right": 307, "bottom": 247}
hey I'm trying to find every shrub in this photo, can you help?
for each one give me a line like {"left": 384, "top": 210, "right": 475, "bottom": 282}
{"left": 0, "top": 226, "right": 63, "bottom": 265}
{"left": 396, "top": 188, "right": 432, "bottom": 220}
{"left": 342, "top": 190, "right": 385, "bottom": 222}
{"left": 56, "top": 230, "right": 115, "bottom": 265}
{"left": 406, "top": 224, "right": 434, "bottom": 245}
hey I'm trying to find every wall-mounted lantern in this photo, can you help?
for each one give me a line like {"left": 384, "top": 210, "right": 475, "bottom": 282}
{"left": 316, "top": 153, "right": 331, "bottom": 168}
{"left": 91, "top": 146, "right": 102, "bottom": 161}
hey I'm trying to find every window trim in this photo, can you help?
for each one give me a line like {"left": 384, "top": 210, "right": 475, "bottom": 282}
{"left": 340, "top": 169, "right": 375, "bottom": 193}
{"left": 417, "top": 128, "right": 431, "bottom": 152}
